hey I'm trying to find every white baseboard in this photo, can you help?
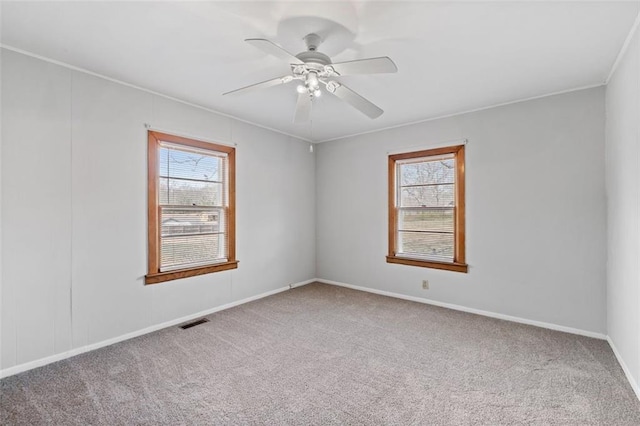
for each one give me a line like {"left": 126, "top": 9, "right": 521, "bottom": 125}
{"left": 316, "top": 279, "right": 607, "bottom": 340}
{"left": 1, "top": 279, "right": 312, "bottom": 379}
{"left": 289, "top": 278, "right": 317, "bottom": 289}
{"left": 607, "top": 336, "right": 640, "bottom": 401}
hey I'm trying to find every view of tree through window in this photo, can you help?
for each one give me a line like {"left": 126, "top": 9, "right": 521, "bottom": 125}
{"left": 388, "top": 145, "right": 467, "bottom": 273}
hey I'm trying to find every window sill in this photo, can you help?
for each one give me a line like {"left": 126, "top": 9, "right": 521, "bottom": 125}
{"left": 386, "top": 256, "right": 468, "bottom": 273}
{"left": 145, "top": 261, "right": 239, "bottom": 285}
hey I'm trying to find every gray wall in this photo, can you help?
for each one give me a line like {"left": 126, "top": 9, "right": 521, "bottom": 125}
{"left": 0, "top": 49, "right": 316, "bottom": 371}
{"left": 316, "top": 87, "right": 607, "bottom": 335}
{"left": 606, "top": 27, "right": 640, "bottom": 393}
{"left": 0, "top": 46, "right": 623, "bottom": 377}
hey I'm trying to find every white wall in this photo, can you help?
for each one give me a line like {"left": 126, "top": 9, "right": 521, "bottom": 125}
{"left": 606, "top": 25, "right": 640, "bottom": 393}
{"left": 0, "top": 49, "right": 316, "bottom": 371}
{"left": 316, "top": 87, "right": 606, "bottom": 335}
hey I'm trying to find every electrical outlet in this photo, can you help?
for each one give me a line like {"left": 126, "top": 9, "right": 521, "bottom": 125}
{"left": 422, "top": 280, "right": 429, "bottom": 290}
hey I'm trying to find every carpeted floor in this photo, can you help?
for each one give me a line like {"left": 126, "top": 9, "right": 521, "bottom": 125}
{"left": 1, "top": 282, "right": 639, "bottom": 425}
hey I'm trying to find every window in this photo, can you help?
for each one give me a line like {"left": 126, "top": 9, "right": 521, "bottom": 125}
{"left": 387, "top": 145, "right": 467, "bottom": 273}
{"left": 146, "top": 131, "right": 237, "bottom": 284}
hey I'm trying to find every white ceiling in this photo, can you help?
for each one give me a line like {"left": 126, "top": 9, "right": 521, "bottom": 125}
{"left": 2, "top": 1, "right": 639, "bottom": 142}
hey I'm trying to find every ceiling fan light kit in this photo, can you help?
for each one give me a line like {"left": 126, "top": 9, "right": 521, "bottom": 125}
{"left": 224, "top": 33, "right": 398, "bottom": 123}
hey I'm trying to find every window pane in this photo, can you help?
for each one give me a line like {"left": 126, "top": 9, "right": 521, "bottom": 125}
{"left": 160, "top": 207, "right": 226, "bottom": 270}
{"left": 398, "top": 208, "right": 454, "bottom": 233}
{"left": 400, "top": 158, "right": 455, "bottom": 186}
{"left": 400, "top": 184, "right": 454, "bottom": 207}
{"left": 161, "top": 233, "right": 226, "bottom": 270}
{"left": 398, "top": 231, "right": 454, "bottom": 261}
{"left": 161, "top": 208, "right": 223, "bottom": 237}
{"left": 159, "top": 147, "right": 222, "bottom": 181}
{"left": 159, "top": 178, "right": 223, "bottom": 207}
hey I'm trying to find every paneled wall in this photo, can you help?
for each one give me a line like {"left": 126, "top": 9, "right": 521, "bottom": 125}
{"left": 1, "top": 49, "right": 316, "bottom": 371}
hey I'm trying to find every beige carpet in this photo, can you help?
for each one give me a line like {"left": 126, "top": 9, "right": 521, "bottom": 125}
{"left": 2, "top": 282, "right": 639, "bottom": 425}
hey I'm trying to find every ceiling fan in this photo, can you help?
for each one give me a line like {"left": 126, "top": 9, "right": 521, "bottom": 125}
{"left": 223, "top": 33, "right": 398, "bottom": 122}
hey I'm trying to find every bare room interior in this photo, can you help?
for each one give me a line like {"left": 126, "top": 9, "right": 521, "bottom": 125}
{"left": 1, "top": 1, "right": 640, "bottom": 424}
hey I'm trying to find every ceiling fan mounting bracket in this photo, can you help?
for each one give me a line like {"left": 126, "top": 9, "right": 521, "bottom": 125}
{"left": 303, "top": 33, "right": 322, "bottom": 51}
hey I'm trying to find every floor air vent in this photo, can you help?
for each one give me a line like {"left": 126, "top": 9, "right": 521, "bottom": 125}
{"left": 180, "top": 318, "right": 209, "bottom": 330}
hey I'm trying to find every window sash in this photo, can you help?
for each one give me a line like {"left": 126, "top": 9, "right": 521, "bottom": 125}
{"left": 159, "top": 205, "right": 228, "bottom": 270}
{"left": 396, "top": 206, "right": 456, "bottom": 262}
{"left": 158, "top": 146, "right": 228, "bottom": 271}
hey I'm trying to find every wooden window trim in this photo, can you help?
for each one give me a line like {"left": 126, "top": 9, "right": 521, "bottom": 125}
{"left": 387, "top": 144, "right": 467, "bottom": 273}
{"left": 145, "top": 261, "right": 239, "bottom": 285}
{"left": 146, "top": 131, "right": 237, "bottom": 285}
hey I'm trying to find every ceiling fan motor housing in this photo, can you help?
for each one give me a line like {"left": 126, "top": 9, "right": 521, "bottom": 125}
{"left": 295, "top": 50, "right": 332, "bottom": 67}
{"left": 294, "top": 33, "right": 335, "bottom": 76}
{"left": 293, "top": 51, "right": 338, "bottom": 81}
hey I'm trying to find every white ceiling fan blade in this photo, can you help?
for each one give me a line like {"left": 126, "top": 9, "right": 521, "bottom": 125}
{"left": 245, "top": 38, "right": 305, "bottom": 65}
{"left": 330, "top": 57, "right": 397, "bottom": 76}
{"left": 223, "top": 75, "right": 291, "bottom": 96}
{"left": 330, "top": 83, "right": 383, "bottom": 119}
{"left": 293, "top": 93, "right": 312, "bottom": 123}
